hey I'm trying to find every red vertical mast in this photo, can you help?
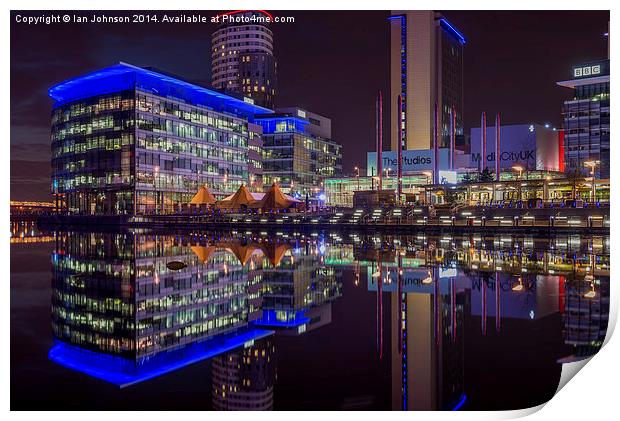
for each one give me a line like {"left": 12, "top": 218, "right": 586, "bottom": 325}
{"left": 495, "top": 113, "right": 501, "bottom": 181}
{"left": 482, "top": 277, "right": 487, "bottom": 335}
{"left": 434, "top": 268, "right": 440, "bottom": 347}
{"left": 397, "top": 253, "right": 403, "bottom": 352}
{"left": 433, "top": 100, "right": 439, "bottom": 184}
{"left": 397, "top": 95, "right": 403, "bottom": 200}
{"left": 450, "top": 107, "right": 456, "bottom": 170}
{"left": 495, "top": 272, "right": 501, "bottom": 332}
{"left": 481, "top": 112, "right": 487, "bottom": 172}
{"left": 376, "top": 258, "right": 383, "bottom": 360}
{"left": 376, "top": 91, "right": 383, "bottom": 191}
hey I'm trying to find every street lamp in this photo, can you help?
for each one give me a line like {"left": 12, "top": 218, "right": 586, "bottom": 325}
{"left": 584, "top": 281, "right": 597, "bottom": 298}
{"left": 512, "top": 165, "right": 524, "bottom": 180}
{"left": 583, "top": 160, "right": 600, "bottom": 202}
{"left": 422, "top": 270, "right": 433, "bottom": 284}
{"left": 512, "top": 277, "right": 524, "bottom": 291}
{"left": 422, "top": 171, "right": 433, "bottom": 205}
{"left": 354, "top": 166, "right": 360, "bottom": 191}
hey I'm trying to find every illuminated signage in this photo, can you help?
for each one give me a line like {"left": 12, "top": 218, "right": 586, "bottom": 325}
{"left": 470, "top": 150, "right": 536, "bottom": 166}
{"left": 571, "top": 60, "right": 609, "bottom": 79}
{"left": 470, "top": 124, "right": 540, "bottom": 170}
{"left": 243, "top": 97, "right": 255, "bottom": 104}
{"left": 573, "top": 64, "right": 601, "bottom": 78}
{"left": 297, "top": 109, "right": 306, "bottom": 118}
{"left": 367, "top": 150, "right": 451, "bottom": 175}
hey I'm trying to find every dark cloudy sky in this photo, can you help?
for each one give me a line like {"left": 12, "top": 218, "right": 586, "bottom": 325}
{"left": 10, "top": 10, "right": 609, "bottom": 201}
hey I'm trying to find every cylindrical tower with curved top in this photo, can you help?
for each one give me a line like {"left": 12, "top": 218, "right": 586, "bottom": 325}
{"left": 211, "top": 11, "right": 277, "bottom": 109}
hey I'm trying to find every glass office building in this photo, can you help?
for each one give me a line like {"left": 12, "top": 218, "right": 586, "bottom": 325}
{"left": 49, "top": 63, "right": 271, "bottom": 215}
{"left": 255, "top": 107, "right": 342, "bottom": 202}
{"left": 47, "top": 231, "right": 342, "bottom": 388}
{"left": 557, "top": 59, "right": 610, "bottom": 179}
{"left": 49, "top": 231, "right": 271, "bottom": 386}
{"left": 248, "top": 122, "right": 264, "bottom": 192}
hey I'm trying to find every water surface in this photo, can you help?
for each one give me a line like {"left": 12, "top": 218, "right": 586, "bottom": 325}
{"left": 10, "top": 222, "right": 610, "bottom": 410}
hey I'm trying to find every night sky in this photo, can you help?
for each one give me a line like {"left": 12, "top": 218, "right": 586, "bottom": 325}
{"left": 10, "top": 10, "right": 609, "bottom": 201}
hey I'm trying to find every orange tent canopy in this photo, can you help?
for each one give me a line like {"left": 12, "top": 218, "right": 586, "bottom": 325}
{"left": 190, "top": 186, "right": 217, "bottom": 205}
{"left": 218, "top": 184, "right": 257, "bottom": 209}
{"left": 256, "top": 183, "right": 297, "bottom": 210}
{"left": 191, "top": 246, "right": 216, "bottom": 263}
{"left": 261, "top": 242, "right": 291, "bottom": 267}
{"left": 225, "top": 243, "right": 261, "bottom": 266}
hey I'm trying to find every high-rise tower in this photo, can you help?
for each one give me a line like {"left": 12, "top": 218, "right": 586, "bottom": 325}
{"left": 211, "top": 11, "right": 277, "bottom": 109}
{"left": 389, "top": 11, "right": 465, "bottom": 152}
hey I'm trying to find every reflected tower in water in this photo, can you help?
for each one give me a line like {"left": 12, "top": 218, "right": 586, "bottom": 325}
{"left": 212, "top": 337, "right": 277, "bottom": 410}
{"left": 387, "top": 256, "right": 467, "bottom": 411}
{"left": 362, "top": 243, "right": 467, "bottom": 411}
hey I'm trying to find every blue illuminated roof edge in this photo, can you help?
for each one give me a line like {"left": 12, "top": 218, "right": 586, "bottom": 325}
{"left": 48, "top": 62, "right": 273, "bottom": 116}
{"left": 439, "top": 18, "right": 466, "bottom": 45}
{"left": 48, "top": 327, "right": 274, "bottom": 388}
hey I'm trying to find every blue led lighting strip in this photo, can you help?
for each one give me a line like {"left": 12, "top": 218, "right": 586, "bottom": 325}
{"left": 401, "top": 292, "right": 408, "bottom": 410}
{"left": 253, "top": 309, "right": 310, "bottom": 327}
{"left": 439, "top": 18, "right": 466, "bottom": 45}
{"left": 400, "top": 15, "right": 407, "bottom": 150}
{"left": 48, "top": 327, "right": 274, "bottom": 388}
{"left": 389, "top": 14, "right": 408, "bottom": 150}
{"left": 254, "top": 116, "right": 310, "bottom": 134}
{"left": 48, "top": 62, "right": 273, "bottom": 117}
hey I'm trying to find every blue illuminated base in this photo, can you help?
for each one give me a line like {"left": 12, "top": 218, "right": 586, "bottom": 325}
{"left": 253, "top": 309, "right": 310, "bottom": 328}
{"left": 450, "top": 393, "right": 467, "bottom": 411}
{"left": 48, "top": 327, "right": 274, "bottom": 388}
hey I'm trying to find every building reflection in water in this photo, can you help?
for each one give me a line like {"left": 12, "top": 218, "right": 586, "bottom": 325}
{"left": 43, "top": 229, "right": 609, "bottom": 410}
{"left": 212, "top": 337, "right": 277, "bottom": 410}
{"left": 351, "top": 233, "right": 609, "bottom": 410}
{"left": 48, "top": 231, "right": 341, "bottom": 394}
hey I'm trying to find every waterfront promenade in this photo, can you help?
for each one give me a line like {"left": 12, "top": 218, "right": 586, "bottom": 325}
{"left": 39, "top": 203, "right": 610, "bottom": 234}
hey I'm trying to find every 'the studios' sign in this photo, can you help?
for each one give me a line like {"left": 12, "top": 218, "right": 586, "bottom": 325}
{"left": 367, "top": 150, "right": 451, "bottom": 175}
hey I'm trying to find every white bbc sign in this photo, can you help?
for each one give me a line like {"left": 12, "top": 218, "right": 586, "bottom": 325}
{"left": 574, "top": 64, "right": 601, "bottom": 78}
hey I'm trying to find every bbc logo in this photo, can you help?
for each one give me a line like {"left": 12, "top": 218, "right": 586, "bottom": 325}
{"left": 574, "top": 64, "right": 602, "bottom": 77}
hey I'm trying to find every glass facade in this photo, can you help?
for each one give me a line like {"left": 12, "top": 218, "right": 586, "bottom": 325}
{"left": 134, "top": 91, "right": 249, "bottom": 214}
{"left": 50, "top": 64, "right": 266, "bottom": 215}
{"left": 51, "top": 91, "right": 136, "bottom": 215}
{"left": 48, "top": 230, "right": 342, "bottom": 387}
{"left": 325, "top": 175, "right": 430, "bottom": 207}
{"left": 439, "top": 19, "right": 465, "bottom": 148}
{"left": 256, "top": 110, "right": 342, "bottom": 202}
{"left": 248, "top": 123, "right": 264, "bottom": 192}
{"left": 559, "top": 60, "right": 610, "bottom": 179}
{"left": 51, "top": 232, "right": 260, "bottom": 361}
